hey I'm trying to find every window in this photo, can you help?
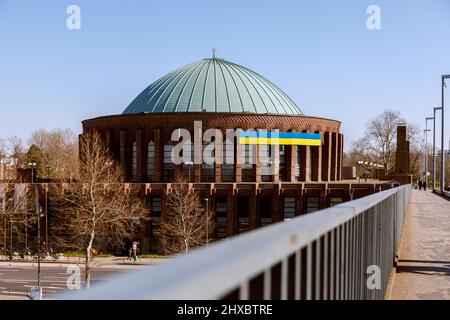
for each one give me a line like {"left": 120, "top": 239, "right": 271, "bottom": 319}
{"left": 283, "top": 197, "right": 295, "bottom": 220}
{"left": 279, "top": 145, "right": 286, "bottom": 181}
{"left": 259, "top": 197, "right": 272, "bottom": 226}
{"left": 181, "top": 145, "right": 194, "bottom": 182}
{"left": 237, "top": 197, "right": 249, "bottom": 234}
{"left": 201, "top": 141, "right": 215, "bottom": 182}
{"left": 306, "top": 197, "right": 319, "bottom": 213}
{"left": 215, "top": 197, "right": 228, "bottom": 239}
{"left": 151, "top": 197, "right": 162, "bottom": 229}
{"left": 241, "top": 144, "right": 255, "bottom": 182}
{"left": 163, "top": 145, "right": 174, "bottom": 182}
{"left": 222, "top": 140, "right": 234, "bottom": 182}
{"left": 260, "top": 144, "right": 272, "bottom": 182}
{"left": 295, "top": 147, "right": 301, "bottom": 181}
{"left": 147, "top": 142, "right": 155, "bottom": 180}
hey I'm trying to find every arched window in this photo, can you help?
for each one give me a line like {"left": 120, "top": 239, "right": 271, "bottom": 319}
{"left": 131, "top": 141, "right": 137, "bottom": 180}
{"left": 147, "top": 141, "right": 155, "bottom": 181}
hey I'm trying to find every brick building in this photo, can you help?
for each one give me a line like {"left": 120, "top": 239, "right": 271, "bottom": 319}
{"left": 82, "top": 57, "right": 393, "bottom": 252}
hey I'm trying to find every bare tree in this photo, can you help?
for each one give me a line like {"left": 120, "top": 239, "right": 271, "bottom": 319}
{"left": 158, "top": 175, "right": 214, "bottom": 255}
{"left": 350, "top": 110, "right": 421, "bottom": 176}
{"left": 50, "top": 131, "right": 145, "bottom": 287}
{"left": 6, "top": 136, "right": 25, "bottom": 170}
{"left": 28, "top": 128, "right": 79, "bottom": 181}
{"left": 0, "top": 183, "right": 37, "bottom": 254}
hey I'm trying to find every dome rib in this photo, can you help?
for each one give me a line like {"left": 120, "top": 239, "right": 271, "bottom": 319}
{"left": 215, "top": 60, "right": 232, "bottom": 112}
{"left": 230, "top": 61, "right": 270, "bottom": 113}
{"left": 217, "top": 59, "right": 245, "bottom": 112}
{"left": 201, "top": 59, "right": 213, "bottom": 112}
{"left": 186, "top": 60, "right": 208, "bottom": 112}
{"left": 163, "top": 62, "right": 200, "bottom": 112}
{"left": 225, "top": 62, "right": 258, "bottom": 113}
{"left": 172, "top": 61, "right": 205, "bottom": 112}
{"left": 122, "top": 57, "right": 303, "bottom": 115}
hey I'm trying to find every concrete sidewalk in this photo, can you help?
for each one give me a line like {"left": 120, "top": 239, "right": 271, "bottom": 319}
{"left": 387, "top": 190, "right": 450, "bottom": 300}
{"left": 0, "top": 256, "right": 167, "bottom": 268}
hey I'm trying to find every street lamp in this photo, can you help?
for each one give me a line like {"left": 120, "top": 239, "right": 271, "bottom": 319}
{"left": 28, "top": 162, "right": 37, "bottom": 183}
{"left": 424, "top": 129, "right": 431, "bottom": 184}
{"left": 432, "top": 108, "right": 442, "bottom": 191}
{"left": 35, "top": 206, "right": 45, "bottom": 298}
{"left": 440, "top": 75, "right": 450, "bottom": 193}
{"left": 425, "top": 117, "right": 434, "bottom": 187}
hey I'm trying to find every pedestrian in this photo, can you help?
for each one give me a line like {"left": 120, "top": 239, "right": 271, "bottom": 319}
{"left": 423, "top": 181, "right": 427, "bottom": 191}
{"left": 418, "top": 180, "right": 423, "bottom": 191}
{"left": 128, "top": 247, "right": 132, "bottom": 260}
{"left": 132, "top": 243, "right": 137, "bottom": 262}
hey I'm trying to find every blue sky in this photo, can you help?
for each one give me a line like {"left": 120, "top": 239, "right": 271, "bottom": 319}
{"left": 0, "top": 0, "right": 449, "bottom": 151}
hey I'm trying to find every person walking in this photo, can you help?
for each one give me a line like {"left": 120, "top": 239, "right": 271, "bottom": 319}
{"left": 418, "top": 180, "right": 423, "bottom": 191}
{"left": 423, "top": 181, "right": 427, "bottom": 191}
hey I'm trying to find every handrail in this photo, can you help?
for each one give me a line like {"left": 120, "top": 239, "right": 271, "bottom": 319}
{"left": 57, "top": 184, "right": 411, "bottom": 300}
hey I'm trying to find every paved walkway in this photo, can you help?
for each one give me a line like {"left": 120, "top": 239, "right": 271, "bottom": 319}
{"left": 388, "top": 190, "right": 450, "bottom": 300}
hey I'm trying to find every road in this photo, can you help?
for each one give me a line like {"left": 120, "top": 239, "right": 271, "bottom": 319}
{"left": 0, "top": 261, "right": 145, "bottom": 299}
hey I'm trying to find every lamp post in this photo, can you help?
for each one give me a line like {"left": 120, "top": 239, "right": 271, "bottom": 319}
{"left": 440, "top": 75, "right": 450, "bottom": 193}
{"left": 28, "top": 162, "right": 36, "bottom": 183}
{"left": 426, "top": 117, "right": 434, "bottom": 187}
{"left": 37, "top": 207, "right": 41, "bottom": 289}
{"left": 424, "top": 129, "right": 431, "bottom": 184}
{"left": 45, "top": 184, "right": 48, "bottom": 251}
{"left": 432, "top": 108, "right": 442, "bottom": 191}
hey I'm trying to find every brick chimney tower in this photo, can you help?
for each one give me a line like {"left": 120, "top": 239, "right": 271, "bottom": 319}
{"left": 394, "top": 123, "right": 412, "bottom": 184}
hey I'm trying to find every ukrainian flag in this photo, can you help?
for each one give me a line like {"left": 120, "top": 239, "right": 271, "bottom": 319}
{"left": 239, "top": 131, "right": 322, "bottom": 146}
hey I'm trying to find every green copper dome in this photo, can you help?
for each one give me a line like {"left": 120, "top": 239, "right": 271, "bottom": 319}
{"left": 122, "top": 58, "right": 303, "bottom": 115}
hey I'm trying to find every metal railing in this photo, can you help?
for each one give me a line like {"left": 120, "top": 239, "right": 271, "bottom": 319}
{"left": 58, "top": 184, "right": 411, "bottom": 300}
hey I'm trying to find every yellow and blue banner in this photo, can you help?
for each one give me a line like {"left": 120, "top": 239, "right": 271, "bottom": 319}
{"left": 239, "top": 131, "right": 322, "bottom": 146}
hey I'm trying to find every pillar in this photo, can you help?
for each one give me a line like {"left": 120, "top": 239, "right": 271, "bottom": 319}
{"left": 227, "top": 190, "right": 237, "bottom": 236}
{"left": 215, "top": 130, "right": 222, "bottom": 183}
{"left": 272, "top": 142, "right": 280, "bottom": 183}
{"left": 271, "top": 184, "right": 281, "bottom": 222}
{"left": 330, "top": 132, "right": 338, "bottom": 181}
{"left": 295, "top": 186, "right": 303, "bottom": 216}
{"left": 322, "top": 132, "right": 331, "bottom": 181}
{"left": 235, "top": 136, "right": 242, "bottom": 183}
{"left": 299, "top": 144, "right": 311, "bottom": 182}
{"left": 136, "top": 129, "right": 144, "bottom": 182}
{"left": 194, "top": 125, "right": 202, "bottom": 182}
{"left": 153, "top": 129, "right": 162, "bottom": 182}
{"left": 311, "top": 139, "right": 322, "bottom": 182}
{"left": 119, "top": 130, "right": 129, "bottom": 181}
{"left": 337, "top": 134, "right": 343, "bottom": 181}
